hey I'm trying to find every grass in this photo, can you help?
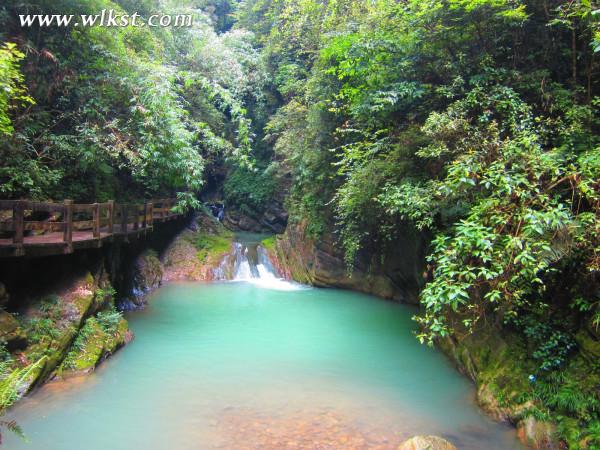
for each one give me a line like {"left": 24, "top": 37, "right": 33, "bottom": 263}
{"left": 260, "top": 236, "right": 277, "bottom": 252}
{"left": 190, "top": 233, "right": 233, "bottom": 263}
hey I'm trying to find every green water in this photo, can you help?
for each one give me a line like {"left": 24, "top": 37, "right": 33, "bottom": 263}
{"left": 6, "top": 282, "right": 522, "bottom": 449}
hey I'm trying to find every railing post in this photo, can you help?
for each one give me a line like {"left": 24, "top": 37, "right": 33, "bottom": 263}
{"left": 107, "top": 200, "right": 114, "bottom": 234}
{"left": 142, "top": 202, "right": 148, "bottom": 230}
{"left": 121, "top": 204, "right": 128, "bottom": 234}
{"left": 133, "top": 205, "right": 139, "bottom": 231}
{"left": 92, "top": 203, "right": 100, "bottom": 238}
{"left": 12, "top": 201, "right": 25, "bottom": 245}
{"left": 148, "top": 202, "right": 154, "bottom": 228}
{"left": 63, "top": 199, "right": 73, "bottom": 253}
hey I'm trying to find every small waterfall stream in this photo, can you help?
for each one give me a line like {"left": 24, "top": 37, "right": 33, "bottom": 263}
{"left": 213, "top": 235, "right": 303, "bottom": 291}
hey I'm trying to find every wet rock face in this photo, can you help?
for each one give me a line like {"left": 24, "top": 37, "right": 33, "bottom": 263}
{"left": 223, "top": 202, "right": 289, "bottom": 234}
{"left": 162, "top": 212, "right": 234, "bottom": 282}
{"left": 0, "top": 282, "right": 9, "bottom": 308}
{"left": 398, "top": 435, "right": 458, "bottom": 450}
{"left": 123, "top": 250, "right": 163, "bottom": 309}
{"left": 517, "top": 417, "right": 559, "bottom": 450}
{"left": 135, "top": 251, "right": 163, "bottom": 291}
{"left": 272, "top": 220, "right": 426, "bottom": 304}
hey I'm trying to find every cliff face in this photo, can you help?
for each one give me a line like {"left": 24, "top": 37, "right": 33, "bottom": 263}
{"left": 161, "top": 212, "right": 234, "bottom": 282}
{"left": 269, "top": 219, "right": 427, "bottom": 304}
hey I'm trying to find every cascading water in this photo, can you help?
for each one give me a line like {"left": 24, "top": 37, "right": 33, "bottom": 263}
{"left": 213, "top": 235, "right": 305, "bottom": 291}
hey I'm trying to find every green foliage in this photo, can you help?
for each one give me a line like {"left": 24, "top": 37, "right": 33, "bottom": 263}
{"left": 96, "top": 309, "right": 123, "bottom": 334}
{"left": 260, "top": 236, "right": 276, "bottom": 251}
{"left": 95, "top": 286, "right": 116, "bottom": 303}
{"left": 223, "top": 164, "right": 278, "bottom": 214}
{"left": 0, "top": 0, "right": 269, "bottom": 204}
{"left": 25, "top": 318, "right": 60, "bottom": 345}
{"left": 0, "top": 348, "right": 45, "bottom": 443}
{"left": 0, "top": 42, "right": 34, "bottom": 136}
{"left": 191, "top": 233, "right": 233, "bottom": 262}
{"left": 237, "top": 1, "right": 600, "bottom": 445}
{"left": 530, "top": 370, "right": 600, "bottom": 448}
{"left": 516, "top": 317, "right": 577, "bottom": 371}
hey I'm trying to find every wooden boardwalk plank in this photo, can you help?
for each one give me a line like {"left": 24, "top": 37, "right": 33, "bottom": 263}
{"left": 0, "top": 198, "right": 183, "bottom": 258}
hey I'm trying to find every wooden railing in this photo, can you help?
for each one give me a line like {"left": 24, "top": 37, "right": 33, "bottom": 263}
{"left": 0, "top": 198, "right": 180, "bottom": 257}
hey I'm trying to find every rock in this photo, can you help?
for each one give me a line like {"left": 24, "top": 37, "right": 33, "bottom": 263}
{"left": 162, "top": 211, "right": 233, "bottom": 282}
{"left": 0, "top": 310, "right": 27, "bottom": 350}
{"left": 129, "top": 249, "right": 163, "bottom": 307}
{"left": 476, "top": 382, "right": 511, "bottom": 422}
{"left": 398, "top": 435, "right": 457, "bottom": 450}
{"left": 273, "top": 219, "right": 426, "bottom": 303}
{"left": 56, "top": 316, "right": 131, "bottom": 378}
{"left": 517, "top": 417, "right": 558, "bottom": 450}
{"left": 0, "top": 282, "right": 9, "bottom": 307}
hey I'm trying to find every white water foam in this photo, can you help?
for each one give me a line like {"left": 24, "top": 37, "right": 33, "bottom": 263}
{"left": 216, "top": 241, "right": 308, "bottom": 291}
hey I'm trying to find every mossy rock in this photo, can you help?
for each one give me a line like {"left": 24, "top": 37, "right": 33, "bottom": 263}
{"left": 398, "top": 435, "right": 457, "bottom": 450}
{"left": 134, "top": 250, "right": 163, "bottom": 293}
{"left": 260, "top": 236, "right": 277, "bottom": 252}
{"left": 57, "top": 316, "right": 130, "bottom": 377}
{"left": 189, "top": 233, "right": 233, "bottom": 264}
{"left": 0, "top": 311, "right": 27, "bottom": 350}
{"left": 516, "top": 417, "right": 557, "bottom": 450}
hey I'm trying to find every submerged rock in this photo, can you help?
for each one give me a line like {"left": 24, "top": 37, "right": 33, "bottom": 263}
{"left": 398, "top": 435, "right": 457, "bottom": 450}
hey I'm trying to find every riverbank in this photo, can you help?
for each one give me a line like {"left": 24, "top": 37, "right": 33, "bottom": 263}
{"left": 266, "top": 224, "right": 599, "bottom": 450}
{"left": 0, "top": 211, "right": 234, "bottom": 393}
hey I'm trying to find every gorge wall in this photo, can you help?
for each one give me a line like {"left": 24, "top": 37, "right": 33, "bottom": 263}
{"left": 268, "top": 219, "right": 428, "bottom": 304}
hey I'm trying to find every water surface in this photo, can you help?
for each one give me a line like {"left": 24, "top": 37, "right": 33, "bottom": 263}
{"left": 6, "top": 282, "right": 522, "bottom": 449}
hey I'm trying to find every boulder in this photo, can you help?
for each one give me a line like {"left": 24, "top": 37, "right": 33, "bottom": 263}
{"left": 133, "top": 250, "right": 163, "bottom": 295}
{"left": 0, "top": 310, "right": 27, "bottom": 350}
{"left": 0, "top": 282, "right": 9, "bottom": 307}
{"left": 398, "top": 435, "right": 457, "bottom": 450}
{"left": 517, "top": 417, "right": 559, "bottom": 450}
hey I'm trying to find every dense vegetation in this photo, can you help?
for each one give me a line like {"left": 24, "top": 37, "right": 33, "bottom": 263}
{"left": 0, "top": 0, "right": 270, "bottom": 207}
{"left": 1, "top": 0, "right": 599, "bottom": 447}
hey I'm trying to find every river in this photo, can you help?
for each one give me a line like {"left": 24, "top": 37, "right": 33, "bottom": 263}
{"left": 4, "top": 237, "right": 523, "bottom": 449}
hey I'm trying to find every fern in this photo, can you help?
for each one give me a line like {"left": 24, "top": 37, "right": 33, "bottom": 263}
{"left": 0, "top": 355, "right": 46, "bottom": 443}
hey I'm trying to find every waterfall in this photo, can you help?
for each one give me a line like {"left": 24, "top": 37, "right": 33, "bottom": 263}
{"left": 213, "top": 238, "right": 305, "bottom": 291}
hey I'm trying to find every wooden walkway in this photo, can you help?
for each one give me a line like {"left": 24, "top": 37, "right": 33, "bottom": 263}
{"left": 0, "top": 199, "right": 183, "bottom": 258}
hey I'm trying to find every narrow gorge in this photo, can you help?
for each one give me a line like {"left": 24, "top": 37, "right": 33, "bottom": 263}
{"left": 0, "top": 0, "right": 598, "bottom": 449}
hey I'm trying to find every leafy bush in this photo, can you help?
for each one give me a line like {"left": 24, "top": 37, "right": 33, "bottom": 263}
{"left": 223, "top": 164, "right": 278, "bottom": 213}
{"left": 26, "top": 318, "right": 60, "bottom": 344}
{"left": 96, "top": 309, "right": 123, "bottom": 334}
